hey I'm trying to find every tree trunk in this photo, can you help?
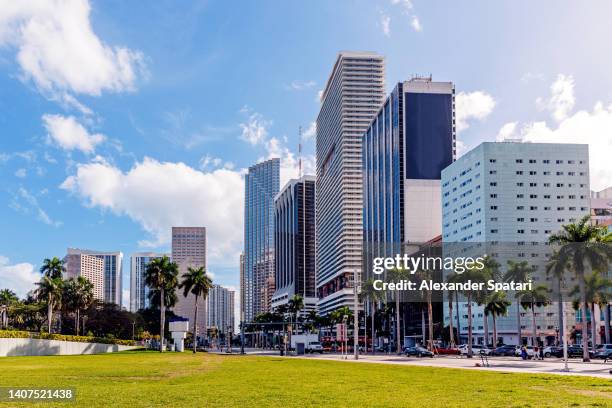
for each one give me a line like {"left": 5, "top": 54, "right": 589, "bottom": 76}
{"left": 557, "top": 279, "right": 564, "bottom": 346}
{"left": 75, "top": 308, "right": 80, "bottom": 336}
{"left": 516, "top": 302, "right": 522, "bottom": 346}
{"left": 427, "top": 294, "right": 433, "bottom": 351}
{"left": 421, "top": 307, "right": 426, "bottom": 345}
{"left": 492, "top": 314, "right": 498, "bottom": 347}
{"left": 47, "top": 296, "right": 53, "bottom": 334}
{"left": 579, "top": 275, "right": 590, "bottom": 361}
{"left": 160, "top": 288, "right": 165, "bottom": 353}
{"left": 591, "top": 304, "right": 597, "bottom": 349}
{"left": 193, "top": 294, "right": 199, "bottom": 354}
{"left": 531, "top": 303, "right": 537, "bottom": 347}
{"left": 371, "top": 302, "right": 376, "bottom": 354}
{"left": 605, "top": 304, "right": 611, "bottom": 344}
{"left": 467, "top": 293, "right": 473, "bottom": 357}
{"left": 395, "top": 295, "right": 401, "bottom": 354}
{"left": 448, "top": 295, "right": 455, "bottom": 347}
{"left": 455, "top": 294, "right": 461, "bottom": 343}
{"left": 483, "top": 311, "right": 489, "bottom": 347}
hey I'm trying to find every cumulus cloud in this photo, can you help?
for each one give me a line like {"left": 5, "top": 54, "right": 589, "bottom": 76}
{"left": 303, "top": 121, "right": 316, "bottom": 140}
{"left": 410, "top": 16, "right": 422, "bottom": 32}
{"left": 0, "top": 0, "right": 145, "bottom": 98}
{"left": 536, "top": 74, "right": 575, "bottom": 121}
{"left": 0, "top": 256, "right": 38, "bottom": 298}
{"left": 379, "top": 11, "right": 391, "bottom": 37}
{"left": 285, "top": 80, "right": 316, "bottom": 91}
{"left": 496, "top": 122, "right": 518, "bottom": 141}
{"left": 60, "top": 157, "right": 244, "bottom": 264}
{"left": 239, "top": 110, "right": 270, "bottom": 145}
{"left": 42, "top": 114, "right": 105, "bottom": 153}
{"left": 264, "top": 137, "right": 315, "bottom": 188}
{"left": 455, "top": 91, "right": 496, "bottom": 132}
{"left": 14, "top": 168, "right": 27, "bottom": 178}
{"left": 495, "top": 102, "right": 612, "bottom": 191}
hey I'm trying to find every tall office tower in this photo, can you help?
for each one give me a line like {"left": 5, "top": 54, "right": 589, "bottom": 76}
{"left": 441, "top": 141, "right": 590, "bottom": 345}
{"left": 64, "top": 253, "right": 105, "bottom": 300}
{"left": 129, "top": 252, "right": 169, "bottom": 312}
{"left": 272, "top": 176, "right": 317, "bottom": 314}
{"left": 239, "top": 252, "right": 245, "bottom": 323}
{"left": 171, "top": 227, "right": 207, "bottom": 333}
{"left": 66, "top": 248, "right": 123, "bottom": 306}
{"left": 316, "top": 51, "right": 385, "bottom": 314}
{"left": 206, "top": 284, "right": 235, "bottom": 333}
{"left": 244, "top": 158, "right": 280, "bottom": 321}
{"left": 363, "top": 78, "right": 455, "bottom": 262}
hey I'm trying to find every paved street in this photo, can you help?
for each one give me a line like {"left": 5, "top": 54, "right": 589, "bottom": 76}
{"left": 221, "top": 348, "right": 612, "bottom": 379}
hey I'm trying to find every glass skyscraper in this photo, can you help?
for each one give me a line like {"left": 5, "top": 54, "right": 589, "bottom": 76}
{"left": 243, "top": 158, "right": 280, "bottom": 322}
{"left": 129, "top": 252, "right": 168, "bottom": 312}
{"left": 316, "top": 51, "right": 385, "bottom": 315}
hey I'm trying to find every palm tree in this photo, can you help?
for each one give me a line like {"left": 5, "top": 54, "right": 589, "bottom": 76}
{"left": 517, "top": 284, "right": 550, "bottom": 347}
{"left": 360, "top": 278, "right": 382, "bottom": 353}
{"left": 545, "top": 251, "right": 570, "bottom": 345}
{"left": 63, "top": 277, "right": 94, "bottom": 335}
{"left": 36, "top": 276, "right": 63, "bottom": 334}
{"left": 446, "top": 272, "right": 464, "bottom": 347}
{"left": 179, "top": 266, "right": 213, "bottom": 353}
{"left": 477, "top": 257, "right": 501, "bottom": 347}
{"left": 484, "top": 291, "right": 511, "bottom": 347}
{"left": 0, "top": 289, "right": 18, "bottom": 329}
{"left": 287, "top": 294, "right": 305, "bottom": 334}
{"left": 387, "top": 267, "right": 408, "bottom": 353}
{"left": 504, "top": 260, "right": 536, "bottom": 346}
{"left": 414, "top": 268, "right": 435, "bottom": 350}
{"left": 145, "top": 256, "right": 179, "bottom": 352}
{"left": 569, "top": 272, "right": 611, "bottom": 348}
{"left": 456, "top": 266, "right": 490, "bottom": 357}
{"left": 549, "top": 215, "right": 612, "bottom": 361}
{"left": 40, "top": 257, "right": 65, "bottom": 279}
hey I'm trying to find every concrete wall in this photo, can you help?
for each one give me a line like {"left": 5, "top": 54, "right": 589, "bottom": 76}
{"left": 0, "top": 338, "right": 138, "bottom": 357}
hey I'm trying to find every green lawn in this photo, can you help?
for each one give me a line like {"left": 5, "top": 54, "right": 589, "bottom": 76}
{"left": 0, "top": 351, "right": 610, "bottom": 407}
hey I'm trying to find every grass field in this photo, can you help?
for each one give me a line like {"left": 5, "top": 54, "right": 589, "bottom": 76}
{"left": 0, "top": 351, "right": 610, "bottom": 407}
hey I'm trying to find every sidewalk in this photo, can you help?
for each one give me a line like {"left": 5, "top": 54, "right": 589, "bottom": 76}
{"left": 222, "top": 348, "right": 612, "bottom": 379}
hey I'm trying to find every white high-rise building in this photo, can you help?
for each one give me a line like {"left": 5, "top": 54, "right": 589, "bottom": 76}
{"left": 64, "top": 253, "right": 105, "bottom": 301}
{"left": 67, "top": 248, "right": 123, "bottom": 306}
{"left": 206, "top": 285, "right": 235, "bottom": 333}
{"left": 129, "top": 252, "right": 169, "bottom": 312}
{"left": 441, "top": 141, "right": 590, "bottom": 346}
{"left": 315, "top": 51, "right": 385, "bottom": 315}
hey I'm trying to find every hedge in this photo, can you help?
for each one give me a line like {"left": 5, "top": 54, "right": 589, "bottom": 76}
{"left": 0, "top": 330, "right": 136, "bottom": 346}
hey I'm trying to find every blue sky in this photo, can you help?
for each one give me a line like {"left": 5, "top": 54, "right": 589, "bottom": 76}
{"left": 1, "top": 0, "right": 611, "bottom": 309}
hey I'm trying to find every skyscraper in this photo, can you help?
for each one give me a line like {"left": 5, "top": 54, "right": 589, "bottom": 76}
{"left": 316, "top": 51, "right": 385, "bottom": 314}
{"left": 239, "top": 252, "right": 245, "bottom": 322}
{"left": 363, "top": 78, "right": 455, "bottom": 262}
{"left": 66, "top": 248, "right": 123, "bottom": 306}
{"left": 129, "top": 252, "right": 169, "bottom": 312}
{"left": 272, "top": 176, "right": 316, "bottom": 314}
{"left": 64, "top": 253, "right": 105, "bottom": 300}
{"left": 441, "top": 141, "right": 590, "bottom": 345}
{"left": 244, "top": 158, "right": 280, "bottom": 321}
{"left": 206, "top": 284, "right": 235, "bottom": 333}
{"left": 171, "top": 227, "right": 207, "bottom": 332}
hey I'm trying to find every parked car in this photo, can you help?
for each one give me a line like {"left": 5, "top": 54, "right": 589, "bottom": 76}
{"left": 459, "top": 344, "right": 492, "bottom": 356}
{"left": 405, "top": 346, "right": 434, "bottom": 358}
{"left": 551, "top": 345, "right": 585, "bottom": 358}
{"left": 306, "top": 341, "right": 324, "bottom": 353}
{"left": 492, "top": 345, "right": 518, "bottom": 356}
{"left": 515, "top": 346, "right": 535, "bottom": 358}
{"left": 543, "top": 346, "right": 562, "bottom": 358}
{"left": 593, "top": 344, "right": 612, "bottom": 359}
{"left": 435, "top": 346, "right": 460, "bottom": 355}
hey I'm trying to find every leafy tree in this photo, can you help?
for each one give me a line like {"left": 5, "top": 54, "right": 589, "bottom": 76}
{"left": 36, "top": 276, "right": 63, "bottom": 334}
{"left": 0, "top": 289, "right": 18, "bottom": 329}
{"left": 484, "top": 291, "right": 511, "bottom": 347}
{"left": 287, "top": 294, "right": 304, "bottom": 335}
{"left": 360, "top": 278, "right": 383, "bottom": 353}
{"left": 569, "top": 272, "right": 611, "bottom": 347}
{"left": 517, "top": 284, "right": 550, "bottom": 347}
{"left": 40, "top": 257, "right": 65, "bottom": 279}
{"left": 549, "top": 215, "right": 612, "bottom": 361}
{"left": 145, "top": 256, "right": 179, "bottom": 352}
{"left": 387, "top": 267, "right": 409, "bottom": 353}
{"left": 63, "top": 276, "right": 94, "bottom": 335}
{"left": 179, "top": 266, "right": 213, "bottom": 353}
{"left": 504, "top": 260, "right": 536, "bottom": 346}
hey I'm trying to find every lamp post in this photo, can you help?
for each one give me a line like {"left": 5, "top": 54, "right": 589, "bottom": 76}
{"left": 562, "top": 301, "right": 569, "bottom": 372}
{"left": 353, "top": 268, "right": 360, "bottom": 360}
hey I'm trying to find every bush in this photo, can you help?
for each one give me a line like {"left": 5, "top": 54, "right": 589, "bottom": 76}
{"left": 0, "top": 329, "right": 136, "bottom": 346}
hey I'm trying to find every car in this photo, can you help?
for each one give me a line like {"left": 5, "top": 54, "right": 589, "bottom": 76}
{"left": 405, "top": 346, "right": 434, "bottom": 358}
{"left": 593, "top": 344, "right": 612, "bottom": 359}
{"left": 551, "top": 345, "right": 585, "bottom": 358}
{"left": 515, "top": 346, "right": 535, "bottom": 358}
{"left": 435, "top": 346, "right": 460, "bottom": 355}
{"left": 459, "top": 344, "right": 492, "bottom": 356}
{"left": 492, "top": 345, "right": 518, "bottom": 356}
{"left": 543, "top": 346, "right": 562, "bottom": 358}
{"left": 306, "top": 341, "right": 324, "bottom": 353}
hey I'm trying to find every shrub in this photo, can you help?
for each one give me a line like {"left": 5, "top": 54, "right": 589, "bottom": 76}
{"left": 0, "top": 329, "right": 136, "bottom": 346}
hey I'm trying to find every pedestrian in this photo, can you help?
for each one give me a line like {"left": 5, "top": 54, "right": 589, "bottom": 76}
{"left": 521, "top": 345, "right": 527, "bottom": 360}
{"left": 534, "top": 346, "right": 539, "bottom": 360}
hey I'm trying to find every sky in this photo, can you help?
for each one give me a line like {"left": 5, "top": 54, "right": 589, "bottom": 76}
{"left": 1, "top": 0, "right": 611, "bottom": 316}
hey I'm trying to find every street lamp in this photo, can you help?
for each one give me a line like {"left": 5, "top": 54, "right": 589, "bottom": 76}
{"left": 353, "top": 268, "right": 360, "bottom": 360}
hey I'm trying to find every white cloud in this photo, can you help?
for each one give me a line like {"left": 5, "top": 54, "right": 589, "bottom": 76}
{"left": 455, "top": 139, "right": 468, "bottom": 157}
{"left": 42, "top": 114, "right": 105, "bottom": 153}
{"left": 303, "top": 121, "right": 316, "bottom": 140}
{"left": 265, "top": 137, "right": 315, "bottom": 188}
{"left": 410, "top": 15, "right": 422, "bottom": 32}
{"left": 239, "top": 111, "right": 270, "bottom": 145}
{"left": 379, "top": 11, "right": 391, "bottom": 37}
{"left": 60, "top": 157, "right": 244, "bottom": 264}
{"left": 14, "top": 168, "right": 27, "bottom": 178}
{"left": 536, "top": 74, "right": 575, "bottom": 122}
{"left": 455, "top": 91, "right": 496, "bottom": 132}
{"left": 496, "top": 102, "right": 612, "bottom": 191}
{"left": 285, "top": 80, "right": 316, "bottom": 91}
{"left": 0, "top": 256, "right": 38, "bottom": 298}
{"left": 316, "top": 89, "right": 324, "bottom": 103}
{"left": 496, "top": 122, "right": 518, "bottom": 141}
{"left": 0, "top": 0, "right": 145, "bottom": 98}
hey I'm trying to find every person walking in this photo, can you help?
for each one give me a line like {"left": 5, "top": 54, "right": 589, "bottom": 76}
{"left": 521, "top": 345, "right": 528, "bottom": 360}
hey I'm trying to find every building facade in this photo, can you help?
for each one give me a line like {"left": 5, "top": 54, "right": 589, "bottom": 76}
{"left": 591, "top": 187, "right": 612, "bottom": 230}
{"left": 206, "top": 284, "right": 235, "bottom": 333}
{"left": 244, "top": 159, "right": 280, "bottom": 321}
{"left": 64, "top": 253, "right": 105, "bottom": 300}
{"left": 272, "top": 176, "right": 317, "bottom": 314}
{"left": 66, "top": 248, "right": 123, "bottom": 306}
{"left": 239, "top": 252, "right": 245, "bottom": 323}
{"left": 441, "top": 141, "right": 590, "bottom": 345}
{"left": 316, "top": 51, "right": 385, "bottom": 315}
{"left": 171, "top": 227, "right": 207, "bottom": 333}
{"left": 129, "top": 252, "right": 169, "bottom": 312}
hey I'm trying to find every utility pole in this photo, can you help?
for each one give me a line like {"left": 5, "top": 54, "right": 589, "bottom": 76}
{"left": 353, "top": 268, "right": 360, "bottom": 360}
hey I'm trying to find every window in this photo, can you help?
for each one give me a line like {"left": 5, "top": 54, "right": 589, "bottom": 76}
{"left": 517, "top": 229, "right": 525, "bottom": 234}
{"left": 544, "top": 195, "right": 551, "bottom": 199}
{"left": 490, "top": 206, "right": 498, "bottom": 210}
{"left": 530, "top": 206, "right": 538, "bottom": 210}
{"left": 516, "top": 206, "right": 524, "bottom": 210}
{"left": 517, "top": 194, "right": 524, "bottom": 198}
{"left": 490, "top": 229, "right": 498, "bottom": 233}
{"left": 516, "top": 159, "right": 523, "bottom": 163}
{"left": 543, "top": 159, "right": 550, "bottom": 164}
{"left": 517, "top": 218, "right": 525, "bottom": 222}
{"left": 517, "top": 182, "right": 524, "bottom": 187}
{"left": 529, "top": 159, "right": 537, "bottom": 163}
{"left": 489, "top": 159, "right": 496, "bottom": 163}
{"left": 544, "top": 183, "right": 551, "bottom": 187}
{"left": 556, "top": 160, "right": 563, "bottom": 164}
{"left": 516, "top": 171, "right": 523, "bottom": 175}
{"left": 489, "top": 170, "right": 497, "bottom": 175}
{"left": 489, "top": 182, "right": 497, "bottom": 186}
{"left": 530, "top": 218, "right": 538, "bottom": 222}
{"left": 530, "top": 183, "right": 537, "bottom": 187}
{"left": 530, "top": 194, "right": 537, "bottom": 198}
{"left": 490, "top": 194, "right": 497, "bottom": 198}
{"left": 529, "top": 171, "right": 537, "bottom": 175}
